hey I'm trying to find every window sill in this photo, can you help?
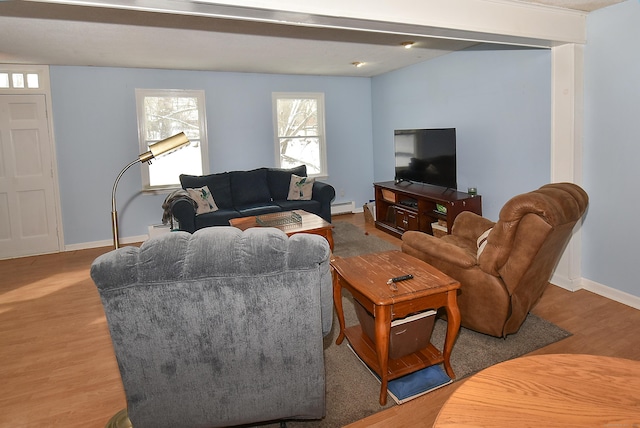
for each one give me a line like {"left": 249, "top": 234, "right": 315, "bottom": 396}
{"left": 143, "top": 185, "right": 182, "bottom": 195}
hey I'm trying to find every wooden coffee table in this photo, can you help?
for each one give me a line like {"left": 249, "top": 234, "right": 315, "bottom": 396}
{"left": 331, "top": 250, "right": 461, "bottom": 405}
{"left": 229, "top": 209, "right": 334, "bottom": 251}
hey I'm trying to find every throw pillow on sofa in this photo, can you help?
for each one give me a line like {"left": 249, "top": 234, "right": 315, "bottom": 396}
{"left": 187, "top": 186, "right": 219, "bottom": 215}
{"left": 267, "top": 165, "right": 307, "bottom": 200}
{"left": 287, "top": 174, "right": 314, "bottom": 200}
{"left": 180, "top": 172, "right": 233, "bottom": 209}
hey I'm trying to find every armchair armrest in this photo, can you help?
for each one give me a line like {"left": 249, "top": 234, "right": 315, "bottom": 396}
{"left": 171, "top": 197, "right": 197, "bottom": 233}
{"left": 319, "top": 256, "right": 333, "bottom": 337}
{"left": 402, "top": 231, "right": 477, "bottom": 269}
{"left": 451, "top": 211, "right": 496, "bottom": 242}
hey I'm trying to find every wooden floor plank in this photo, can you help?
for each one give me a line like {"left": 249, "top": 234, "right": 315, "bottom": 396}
{"left": 1, "top": 214, "right": 639, "bottom": 427}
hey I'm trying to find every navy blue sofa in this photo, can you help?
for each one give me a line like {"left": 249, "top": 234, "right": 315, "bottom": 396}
{"left": 171, "top": 165, "right": 335, "bottom": 233}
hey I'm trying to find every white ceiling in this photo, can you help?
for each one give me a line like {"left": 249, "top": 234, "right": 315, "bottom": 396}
{"left": 0, "top": 0, "right": 625, "bottom": 77}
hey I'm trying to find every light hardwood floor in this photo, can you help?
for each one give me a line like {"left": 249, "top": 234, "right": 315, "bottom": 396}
{"left": 1, "top": 214, "right": 639, "bottom": 427}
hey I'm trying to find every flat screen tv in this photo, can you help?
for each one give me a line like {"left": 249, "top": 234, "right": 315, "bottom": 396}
{"left": 394, "top": 128, "right": 457, "bottom": 189}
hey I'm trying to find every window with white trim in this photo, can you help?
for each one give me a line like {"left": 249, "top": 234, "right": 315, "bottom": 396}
{"left": 0, "top": 70, "right": 40, "bottom": 89}
{"left": 273, "top": 92, "right": 327, "bottom": 177}
{"left": 136, "top": 89, "right": 209, "bottom": 191}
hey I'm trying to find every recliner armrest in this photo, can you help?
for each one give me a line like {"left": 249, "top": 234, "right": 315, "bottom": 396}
{"left": 402, "top": 231, "right": 477, "bottom": 269}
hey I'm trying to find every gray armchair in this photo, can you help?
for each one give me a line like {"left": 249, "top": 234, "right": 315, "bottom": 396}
{"left": 91, "top": 227, "right": 332, "bottom": 428}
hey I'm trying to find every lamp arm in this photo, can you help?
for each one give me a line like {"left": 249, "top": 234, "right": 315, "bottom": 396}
{"left": 109, "top": 132, "right": 188, "bottom": 249}
{"left": 111, "top": 159, "right": 141, "bottom": 213}
{"left": 111, "top": 158, "right": 141, "bottom": 249}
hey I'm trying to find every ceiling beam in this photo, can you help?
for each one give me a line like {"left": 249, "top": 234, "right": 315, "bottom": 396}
{"left": 25, "top": 0, "right": 586, "bottom": 47}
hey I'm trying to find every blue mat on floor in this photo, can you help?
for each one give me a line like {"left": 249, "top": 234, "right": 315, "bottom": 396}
{"left": 348, "top": 344, "right": 452, "bottom": 404}
{"left": 386, "top": 365, "right": 452, "bottom": 404}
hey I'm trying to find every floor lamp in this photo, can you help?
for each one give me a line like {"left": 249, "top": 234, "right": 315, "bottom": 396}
{"left": 111, "top": 132, "right": 190, "bottom": 249}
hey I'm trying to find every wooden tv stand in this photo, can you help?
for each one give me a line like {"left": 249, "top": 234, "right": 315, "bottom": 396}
{"left": 374, "top": 181, "right": 482, "bottom": 238}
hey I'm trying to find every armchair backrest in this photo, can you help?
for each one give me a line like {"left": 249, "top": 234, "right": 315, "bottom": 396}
{"left": 91, "top": 227, "right": 332, "bottom": 428}
{"left": 477, "top": 183, "right": 588, "bottom": 331}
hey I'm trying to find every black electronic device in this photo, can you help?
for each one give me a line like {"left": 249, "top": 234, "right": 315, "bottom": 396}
{"left": 399, "top": 199, "right": 418, "bottom": 208}
{"left": 394, "top": 128, "right": 457, "bottom": 189}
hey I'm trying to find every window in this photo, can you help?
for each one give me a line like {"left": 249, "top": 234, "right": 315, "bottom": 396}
{"left": 0, "top": 69, "right": 40, "bottom": 89}
{"left": 136, "top": 89, "right": 208, "bottom": 191}
{"left": 273, "top": 92, "right": 327, "bottom": 177}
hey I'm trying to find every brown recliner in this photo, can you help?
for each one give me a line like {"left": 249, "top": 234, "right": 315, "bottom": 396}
{"left": 401, "top": 183, "right": 588, "bottom": 337}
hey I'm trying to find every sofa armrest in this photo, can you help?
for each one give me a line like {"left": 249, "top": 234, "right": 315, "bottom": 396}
{"left": 171, "top": 197, "right": 197, "bottom": 233}
{"left": 312, "top": 180, "right": 336, "bottom": 223}
{"left": 451, "top": 211, "right": 496, "bottom": 242}
{"left": 402, "top": 231, "right": 477, "bottom": 269}
{"left": 312, "top": 180, "right": 335, "bottom": 204}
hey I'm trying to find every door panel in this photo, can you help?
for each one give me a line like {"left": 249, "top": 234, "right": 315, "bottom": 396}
{"left": 0, "top": 94, "right": 60, "bottom": 259}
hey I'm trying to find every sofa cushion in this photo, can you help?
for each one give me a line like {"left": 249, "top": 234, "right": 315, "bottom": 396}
{"left": 267, "top": 165, "right": 307, "bottom": 201}
{"left": 194, "top": 208, "right": 241, "bottom": 228}
{"left": 287, "top": 174, "right": 314, "bottom": 200}
{"left": 180, "top": 172, "right": 233, "bottom": 209}
{"left": 230, "top": 168, "right": 272, "bottom": 206}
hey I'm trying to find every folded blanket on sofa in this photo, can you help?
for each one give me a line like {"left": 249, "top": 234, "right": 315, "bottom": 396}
{"left": 162, "top": 189, "right": 196, "bottom": 229}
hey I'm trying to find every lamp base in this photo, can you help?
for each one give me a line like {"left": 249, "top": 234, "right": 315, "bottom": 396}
{"left": 105, "top": 409, "right": 132, "bottom": 428}
{"left": 111, "top": 210, "right": 119, "bottom": 249}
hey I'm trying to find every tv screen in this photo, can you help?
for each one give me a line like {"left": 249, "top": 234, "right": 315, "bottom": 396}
{"left": 394, "top": 128, "right": 457, "bottom": 189}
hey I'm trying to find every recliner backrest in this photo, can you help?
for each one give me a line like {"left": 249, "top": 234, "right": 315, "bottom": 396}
{"left": 476, "top": 183, "right": 588, "bottom": 334}
{"left": 478, "top": 183, "right": 589, "bottom": 291}
{"left": 91, "top": 227, "right": 332, "bottom": 428}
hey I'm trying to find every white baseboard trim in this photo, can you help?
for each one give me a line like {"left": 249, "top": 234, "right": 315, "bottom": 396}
{"left": 550, "top": 272, "right": 582, "bottom": 292}
{"left": 64, "top": 234, "right": 148, "bottom": 252}
{"left": 551, "top": 272, "right": 640, "bottom": 310}
{"left": 580, "top": 277, "right": 640, "bottom": 311}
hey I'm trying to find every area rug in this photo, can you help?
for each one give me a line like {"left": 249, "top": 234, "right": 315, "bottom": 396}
{"left": 262, "top": 221, "right": 571, "bottom": 428}
{"left": 331, "top": 221, "right": 400, "bottom": 258}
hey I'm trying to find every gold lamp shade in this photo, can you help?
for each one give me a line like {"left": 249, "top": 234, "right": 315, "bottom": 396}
{"left": 139, "top": 132, "right": 190, "bottom": 163}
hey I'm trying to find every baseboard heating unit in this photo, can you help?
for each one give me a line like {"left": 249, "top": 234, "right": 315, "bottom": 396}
{"left": 331, "top": 201, "right": 356, "bottom": 215}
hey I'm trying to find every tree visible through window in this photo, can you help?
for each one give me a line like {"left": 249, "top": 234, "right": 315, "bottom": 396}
{"left": 273, "top": 93, "right": 327, "bottom": 176}
{"left": 136, "top": 89, "right": 208, "bottom": 190}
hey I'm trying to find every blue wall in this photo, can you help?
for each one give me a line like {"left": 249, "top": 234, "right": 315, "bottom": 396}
{"left": 50, "top": 48, "right": 552, "bottom": 244}
{"left": 371, "top": 45, "right": 552, "bottom": 220}
{"left": 47, "top": 0, "right": 640, "bottom": 302}
{"left": 583, "top": 0, "right": 640, "bottom": 297}
{"left": 50, "top": 68, "right": 373, "bottom": 245}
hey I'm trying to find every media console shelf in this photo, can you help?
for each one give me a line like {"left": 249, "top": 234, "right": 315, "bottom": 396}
{"left": 374, "top": 181, "right": 482, "bottom": 238}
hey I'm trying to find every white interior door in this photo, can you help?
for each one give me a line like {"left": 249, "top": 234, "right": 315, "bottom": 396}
{"left": 0, "top": 94, "right": 60, "bottom": 259}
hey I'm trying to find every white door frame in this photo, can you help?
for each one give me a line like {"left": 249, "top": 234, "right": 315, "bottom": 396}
{"left": 0, "top": 64, "right": 64, "bottom": 257}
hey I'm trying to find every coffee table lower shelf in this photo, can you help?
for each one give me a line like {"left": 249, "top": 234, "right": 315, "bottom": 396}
{"left": 345, "top": 325, "right": 444, "bottom": 381}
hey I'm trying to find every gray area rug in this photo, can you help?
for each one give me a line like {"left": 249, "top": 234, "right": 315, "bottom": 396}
{"left": 262, "top": 221, "right": 571, "bottom": 428}
{"left": 331, "top": 221, "right": 400, "bottom": 258}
